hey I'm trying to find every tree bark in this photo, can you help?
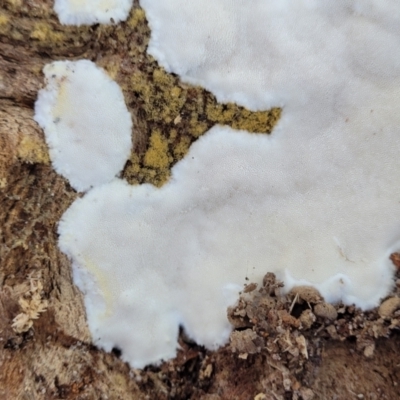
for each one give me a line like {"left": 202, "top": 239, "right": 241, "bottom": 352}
{"left": 1, "top": 1, "right": 399, "bottom": 399}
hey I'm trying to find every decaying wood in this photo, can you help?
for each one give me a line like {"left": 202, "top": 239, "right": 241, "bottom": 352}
{"left": 1, "top": 1, "right": 400, "bottom": 399}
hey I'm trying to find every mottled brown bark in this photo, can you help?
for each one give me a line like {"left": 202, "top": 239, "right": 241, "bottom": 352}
{"left": 1, "top": 1, "right": 399, "bottom": 399}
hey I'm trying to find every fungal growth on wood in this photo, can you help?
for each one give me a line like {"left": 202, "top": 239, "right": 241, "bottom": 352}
{"left": 33, "top": 1, "right": 400, "bottom": 369}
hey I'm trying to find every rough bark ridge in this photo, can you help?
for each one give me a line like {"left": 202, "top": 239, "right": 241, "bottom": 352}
{"left": 0, "top": 1, "right": 399, "bottom": 399}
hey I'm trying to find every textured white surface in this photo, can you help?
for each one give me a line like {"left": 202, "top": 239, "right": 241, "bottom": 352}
{"left": 142, "top": 0, "right": 400, "bottom": 111}
{"left": 34, "top": 60, "right": 132, "bottom": 192}
{"left": 59, "top": 117, "right": 400, "bottom": 367}
{"left": 54, "top": 0, "right": 133, "bottom": 25}
{"left": 57, "top": 1, "right": 400, "bottom": 368}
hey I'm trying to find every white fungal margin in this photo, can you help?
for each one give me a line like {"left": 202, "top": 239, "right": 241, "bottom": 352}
{"left": 54, "top": 0, "right": 133, "bottom": 26}
{"left": 34, "top": 60, "right": 132, "bottom": 192}
{"left": 37, "top": 0, "right": 400, "bottom": 369}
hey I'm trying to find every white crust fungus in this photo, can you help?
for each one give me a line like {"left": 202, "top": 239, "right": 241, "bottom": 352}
{"left": 34, "top": 60, "right": 132, "bottom": 192}
{"left": 141, "top": 0, "right": 400, "bottom": 111}
{"left": 59, "top": 118, "right": 400, "bottom": 367}
{"left": 54, "top": 0, "right": 133, "bottom": 25}
{"left": 49, "top": 1, "right": 400, "bottom": 368}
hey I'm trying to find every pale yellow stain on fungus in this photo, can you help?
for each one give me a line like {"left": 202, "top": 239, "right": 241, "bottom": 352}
{"left": 53, "top": 80, "right": 71, "bottom": 121}
{"left": 83, "top": 257, "right": 115, "bottom": 319}
{"left": 68, "top": 0, "right": 122, "bottom": 13}
{"left": 72, "top": 0, "right": 122, "bottom": 13}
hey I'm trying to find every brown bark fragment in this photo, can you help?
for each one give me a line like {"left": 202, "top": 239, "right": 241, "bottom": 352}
{"left": 313, "top": 302, "right": 338, "bottom": 321}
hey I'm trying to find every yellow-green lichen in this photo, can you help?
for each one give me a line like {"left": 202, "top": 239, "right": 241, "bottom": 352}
{"left": 125, "top": 154, "right": 170, "bottom": 187}
{"left": 0, "top": 13, "right": 9, "bottom": 27}
{"left": 30, "top": 22, "right": 64, "bottom": 43}
{"left": 206, "top": 102, "right": 282, "bottom": 133}
{"left": 130, "top": 68, "right": 186, "bottom": 124}
{"left": 125, "top": 130, "right": 173, "bottom": 187}
{"left": 4, "top": 0, "right": 22, "bottom": 9}
{"left": 0, "top": 13, "right": 8, "bottom": 35}
{"left": 172, "top": 135, "right": 192, "bottom": 160}
{"left": 187, "top": 114, "right": 209, "bottom": 138}
{"left": 143, "top": 129, "right": 172, "bottom": 170}
{"left": 123, "top": 61, "right": 281, "bottom": 187}
{"left": 98, "top": 57, "right": 121, "bottom": 81}
{"left": 127, "top": 8, "right": 146, "bottom": 29}
{"left": 17, "top": 136, "right": 50, "bottom": 165}
{"left": 8, "top": 1, "right": 281, "bottom": 189}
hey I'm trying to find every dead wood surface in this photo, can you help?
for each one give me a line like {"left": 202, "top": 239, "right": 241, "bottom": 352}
{"left": 0, "top": 1, "right": 399, "bottom": 399}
